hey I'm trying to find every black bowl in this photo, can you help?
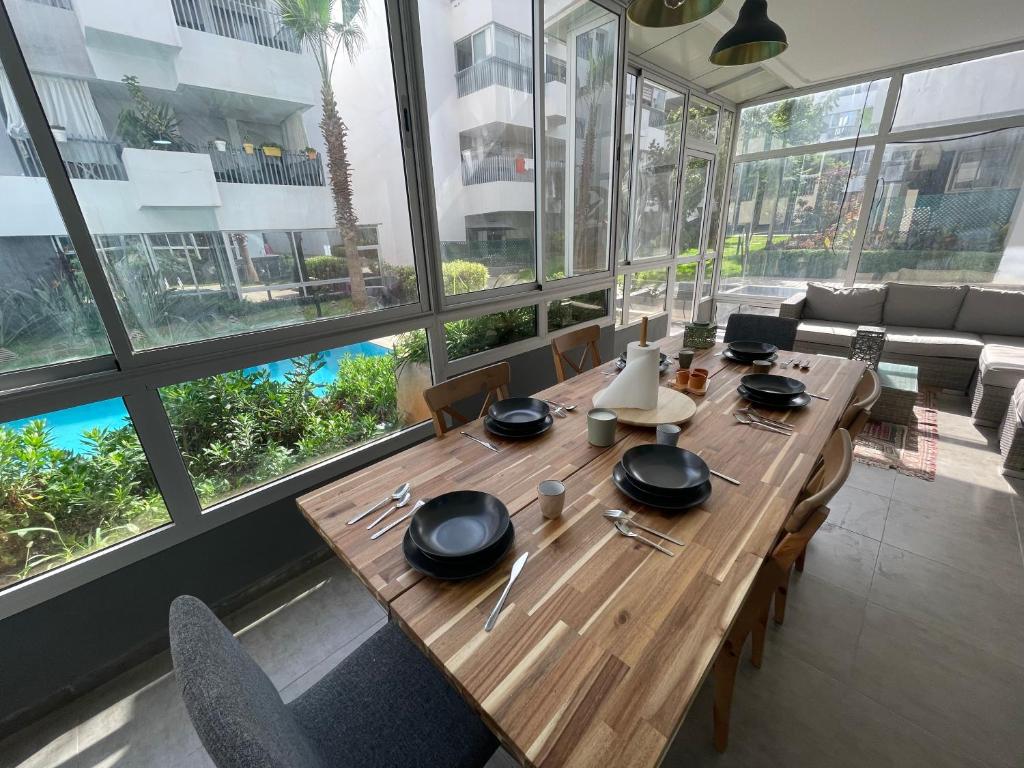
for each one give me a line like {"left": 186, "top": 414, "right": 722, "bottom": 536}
{"left": 728, "top": 340, "right": 778, "bottom": 361}
{"left": 487, "top": 397, "right": 550, "bottom": 429}
{"left": 737, "top": 384, "right": 811, "bottom": 409}
{"left": 620, "top": 444, "right": 709, "bottom": 494}
{"left": 740, "top": 373, "right": 806, "bottom": 399}
{"left": 403, "top": 524, "right": 515, "bottom": 580}
{"left": 484, "top": 414, "right": 554, "bottom": 439}
{"left": 409, "top": 491, "right": 510, "bottom": 559}
{"left": 612, "top": 463, "right": 712, "bottom": 511}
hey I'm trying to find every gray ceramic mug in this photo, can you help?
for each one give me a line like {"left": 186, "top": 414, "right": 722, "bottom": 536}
{"left": 656, "top": 423, "right": 681, "bottom": 446}
{"left": 587, "top": 408, "right": 617, "bottom": 447}
{"left": 677, "top": 348, "right": 696, "bottom": 369}
{"left": 538, "top": 480, "right": 566, "bottom": 519}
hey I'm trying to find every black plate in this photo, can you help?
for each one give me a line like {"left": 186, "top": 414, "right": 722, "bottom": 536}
{"left": 620, "top": 444, "right": 709, "bottom": 494}
{"left": 403, "top": 524, "right": 515, "bottom": 580}
{"left": 741, "top": 373, "right": 806, "bottom": 398}
{"left": 728, "top": 340, "right": 778, "bottom": 360}
{"left": 484, "top": 414, "right": 554, "bottom": 439}
{"left": 737, "top": 384, "right": 811, "bottom": 409}
{"left": 487, "top": 397, "right": 550, "bottom": 429}
{"left": 612, "top": 463, "right": 712, "bottom": 511}
{"left": 723, "top": 349, "right": 778, "bottom": 364}
{"left": 409, "top": 490, "right": 510, "bottom": 559}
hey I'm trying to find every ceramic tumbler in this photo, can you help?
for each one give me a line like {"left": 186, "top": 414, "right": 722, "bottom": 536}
{"left": 752, "top": 360, "right": 772, "bottom": 373}
{"left": 676, "top": 369, "right": 691, "bottom": 389}
{"left": 677, "top": 348, "right": 695, "bottom": 369}
{"left": 688, "top": 370, "right": 708, "bottom": 396}
{"left": 587, "top": 408, "right": 617, "bottom": 447}
{"left": 538, "top": 480, "right": 566, "bottom": 520}
{"left": 656, "top": 423, "right": 681, "bottom": 446}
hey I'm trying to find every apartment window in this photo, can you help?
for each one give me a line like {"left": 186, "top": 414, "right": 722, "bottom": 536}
{"left": 687, "top": 98, "right": 719, "bottom": 144}
{"left": 547, "top": 289, "right": 609, "bottom": 331}
{"left": 0, "top": 399, "right": 169, "bottom": 586}
{"left": 706, "top": 110, "right": 735, "bottom": 255}
{"left": 677, "top": 155, "right": 712, "bottom": 256}
{"left": 626, "top": 269, "right": 668, "bottom": 324}
{"left": 454, "top": 24, "right": 533, "bottom": 96}
{"left": 672, "top": 261, "right": 698, "bottom": 328}
{"left": 444, "top": 306, "right": 537, "bottom": 360}
{"left": 616, "top": 73, "right": 637, "bottom": 263}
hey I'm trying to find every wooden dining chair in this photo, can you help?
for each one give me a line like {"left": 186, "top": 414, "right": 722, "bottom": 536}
{"left": 422, "top": 362, "right": 511, "bottom": 438}
{"left": 839, "top": 368, "right": 881, "bottom": 441}
{"left": 712, "top": 428, "right": 853, "bottom": 752}
{"left": 550, "top": 324, "right": 602, "bottom": 383}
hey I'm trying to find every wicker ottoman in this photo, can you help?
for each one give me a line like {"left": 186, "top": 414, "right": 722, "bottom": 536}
{"left": 1000, "top": 381, "right": 1024, "bottom": 479}
{"left": 972, "top": 344, "right": 1024, "bottom": 427}
{"left": 871, "top": 362, "right": 919, "bottom": 425}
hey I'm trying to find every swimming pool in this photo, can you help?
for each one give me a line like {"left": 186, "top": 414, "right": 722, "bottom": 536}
{"left": 5, "top": 342, "right": 391, "bottom": 453}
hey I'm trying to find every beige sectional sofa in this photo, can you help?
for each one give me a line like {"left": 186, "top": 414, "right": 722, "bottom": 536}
{"left": 779, "top": 283, "right": 1024, "bottom": 423}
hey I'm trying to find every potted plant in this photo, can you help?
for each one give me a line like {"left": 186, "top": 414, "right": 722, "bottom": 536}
{"left": 50, "top": 125, "right": 67, "bottom": 143}
{"left": 393, "top": 331, "right": 432, "bottom": 424}
{"left": 304, "top": 146, "right": 318, "bottom": 160}
{"left": 212, "top": 137, "right": 228, "bottom": 152}
{"left": 242, "top": 137, "right": 255, "bottom": 154}
{"left": 260, "top": 142, "right": 282, "bottom": 158}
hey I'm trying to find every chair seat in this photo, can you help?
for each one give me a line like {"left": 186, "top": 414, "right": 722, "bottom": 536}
{"left": 795, "top": 320, "right": 860, "bottom": 349}
{"left": 290, "top": 622, "right": 497, "bottom": 768}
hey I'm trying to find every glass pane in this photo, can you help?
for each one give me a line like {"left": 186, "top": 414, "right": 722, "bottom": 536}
{"left": 857, "top": 128, "right": 1024, "bottom": 285}
{"left": 705, "top": 111, "right": 734, "bottom": 254}
{"left": 6, "top": 0, "right": 420, "bottom": 350}
{"left": 736, "top": 79, "right": 889, "bottom": 154}
{"left": 630, "top": 82, "right": 685, "bottom": 261}
{"left": 0, "top": 65, "right": 110, "bottom": 373}
{"left": 714, "top": 300, "right": 776, "bottom": 326}
{"left": 615, "top": 274, "right": 625, "bottom": 325}
{"left": 627, "top": 268, "right": 668, "bottom": 324}
{"left": 544, "top": 0, "right": 619, "bottom": 280}
{"left": 444, "top": 306, "right": 537, "bottom": 360}
{"left": 455, "top": 38, "right": 474, "bottom": 71}
{"left": 616, "top": 73, "right": 637, "bottom": 263}
{"left": 547, "top": 289, "right": 608, "bottom": 331}
{"left": 421, "top": 8, "right": 536, "bottom": 296}
{"left": 677, "top": 156, "right": 711, "bottom": 256}
{"left": 671, "top": 261, "right": 698, "bottom": 331}
{"left": 0, "top": 398, "right": 169, "bottom": 587}
{"left": 160, "top": 333, "right": 428, "bottom": 507}
{"left": 893, "top": 50, "right": 1024, "bottom": 132}
{"left": 721, "top": 148, "right": 872, "bottom": 300}
{"left": 687, "top": 98, "right": 719, "bottom": 144}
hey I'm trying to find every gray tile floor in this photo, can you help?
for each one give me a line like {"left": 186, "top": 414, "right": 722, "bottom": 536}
{"left": 3, "top": 393, "right": 1022, "bottom": 768}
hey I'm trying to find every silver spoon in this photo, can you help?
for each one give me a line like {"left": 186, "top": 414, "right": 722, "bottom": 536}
{"left": 737, "top": 406, "right": 793, "bottom": 431}
{"left": 604, "top": 510, "right": 685, "bottom": 546}
{"left": 366, "top": 490, "right": 411, "bottom": 530}
{"left": 546, "top": 399, "right": 577, "bottom": 411}
{"left": 613, "top": 519, "right": 674, "bottom": 556}
{"left": 733, "top": 411, "right": 792, "bottom": 435}
{"left": 349, "top": 482, "right": 411, "bottom": 525}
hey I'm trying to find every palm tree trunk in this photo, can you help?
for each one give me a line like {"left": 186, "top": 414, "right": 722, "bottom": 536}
{"left": 320, "top": 82, "right": 367, "bottom": 310}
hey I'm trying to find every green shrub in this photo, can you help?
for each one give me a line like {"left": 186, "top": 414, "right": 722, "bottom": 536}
{"left": 442, "top": 260, "right": 489, "bottom": 295}
{"left": 444, "top": 307, "right": 536, "bottom": 360}
{"left": 384, "top": 264, "right": 418, "bottom": 304}
{"left": 304, "top": 255, "right": 347, "bottom": 281}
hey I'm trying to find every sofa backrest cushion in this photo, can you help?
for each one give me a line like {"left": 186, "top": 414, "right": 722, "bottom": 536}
{"left": 882, "top": 283, "right": 967, "bottom": 329}
{"left": 954, "top": 287, "right": 1024, "bottom": 337}
{"left": 803, "top": 283, "right": 887, "bottom": 325}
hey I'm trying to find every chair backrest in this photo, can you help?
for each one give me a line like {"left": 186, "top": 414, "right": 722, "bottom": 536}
{"left": 550, "top": 324, "right": 602, "bottom": 382}
{"left": 783, "top": 428, "right": 853, "bottom": 535}
{"left": 723, "top": 313, "right": 799, "bottom": 351}
{"left": 169, "top": 596, "right": 324, "bottom": 768}
{"left": 422, "top": 361, "right": 511, "bottom": 437}
{"left": 840, "top": 369, "right": 881, "bottom": 439}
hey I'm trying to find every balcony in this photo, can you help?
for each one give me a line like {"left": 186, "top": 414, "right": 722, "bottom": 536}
{"left": 12, "top": 136, "right": 127, "bottom": 181}
{"left": 456, "top": 56, "right": 533, "bottom": 97}
{"left": 208, "top": 144, "right": 325, "bottom": 187}
{"left": 171, "top": 0, "right": 301, "bottom": 53}
{"left": 461, "top": 154, "right": 534, "bottom": 185}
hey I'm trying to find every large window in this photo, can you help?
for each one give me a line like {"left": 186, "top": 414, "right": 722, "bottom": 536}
{"left": 547, "top": 289, "right": 608, "bottom": 331}
{"left": 444, "top": 306, "right": 537, "bottom": 360}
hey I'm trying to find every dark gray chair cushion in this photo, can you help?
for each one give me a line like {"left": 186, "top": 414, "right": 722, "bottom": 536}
{"left": 170, "top": 596, "right": 496, "bottom": 768}
{"left": 724, "top": 313, "right": 799, "bottom": 351}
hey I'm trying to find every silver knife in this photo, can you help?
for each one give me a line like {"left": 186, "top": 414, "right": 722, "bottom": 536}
{"left": 370, "top": 499, "right": 426, "bottom": 541}
{"left": 484, "top": 552, "right": 528, "bottom": 632}
{"left": 808, "top": 392, "right": 830, "bottom": 401}
{"left": 709, "top": 468, "right": 741, "bottom": 486}
{"left": 460, "top": 431, "right": 500, "bottom": 452}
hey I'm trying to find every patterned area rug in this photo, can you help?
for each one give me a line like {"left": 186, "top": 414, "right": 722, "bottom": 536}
{"left": 854, "top": 390, "right": 939, "bottom": 481}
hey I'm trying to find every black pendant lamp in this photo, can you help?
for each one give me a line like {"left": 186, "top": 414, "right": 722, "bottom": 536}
{"left": 710, "top": 0, "right": 788, "bottom": 66}
{"left": 627, "top": 0, "right": 725, "bottom": 28}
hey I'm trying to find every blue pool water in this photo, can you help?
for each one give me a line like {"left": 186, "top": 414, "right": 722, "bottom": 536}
{"left": 5, "top": 342, "right": 390, "bottom": 453}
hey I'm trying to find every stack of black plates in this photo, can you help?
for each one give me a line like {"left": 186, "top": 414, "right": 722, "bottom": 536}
{"left": 738, "top": 373, "right": 810, "bottom": 408}
{"left": 484, "top": 397, "right": 553, "bottom": 438}
{"left": 723, "top": 340, "right": 778, "bottom": 364}
{"left": 615, "top": 352, "right": 671, "bottom": 373}
{"left": 404, "top": 491, "right": 515, "bottom": 580}
{"left": 612, "top": 444, "right": 712, "bottom": 511}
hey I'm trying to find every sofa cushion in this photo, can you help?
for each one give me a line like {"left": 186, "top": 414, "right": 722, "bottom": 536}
{"left": 979, "top": 344, "right": 1024, "bottom": 389}
{"left": 883, "top": 283, "right": 967, "bottom": 329}
{"left": 1014, "top": 380, "right": 1024, "bottom": 423}
{"left": 795, "top": 320, "right": 859, "bottom": 350}
{"left": 803, "top": 283, "right": 887, "bottom": 325}
{"left": 954, "top": 287, "right": 1024, "bottom": 336}
{"left": 882, "top": 326, "right": 984, "bottom": 359}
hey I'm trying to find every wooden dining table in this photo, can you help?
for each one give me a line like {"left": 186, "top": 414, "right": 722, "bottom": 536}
{"left": 296, "top": 339, "right": 865, "bottom": 767}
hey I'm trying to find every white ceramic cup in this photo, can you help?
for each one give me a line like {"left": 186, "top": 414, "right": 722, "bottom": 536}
{"left": 587, "top": 408, "right": 617, "bottom": 447}
{"left": 538, "top": 480, "right": 566, "bottom": 519}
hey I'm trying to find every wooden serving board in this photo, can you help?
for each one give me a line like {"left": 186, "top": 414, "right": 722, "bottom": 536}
{"left": 593, "top": 385, "right": 697, "bottom": 426}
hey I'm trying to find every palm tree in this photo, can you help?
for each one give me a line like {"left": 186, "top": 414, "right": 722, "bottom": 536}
{"left": 276, "top": 0, "right": 369, "bottom": 310}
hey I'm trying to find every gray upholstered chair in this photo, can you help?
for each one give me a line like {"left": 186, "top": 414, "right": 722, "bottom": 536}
{"left": 723, "top": 313, "right": 799, "bottom": 351}
{"left": 169, "top": 595, "right": 497, "bottom": 768}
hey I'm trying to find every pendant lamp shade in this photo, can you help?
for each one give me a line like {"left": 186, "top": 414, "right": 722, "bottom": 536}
{"left": 710, "top": 0, "right": 787, "bottom": 66}
{"left": 627, "top": 0, "right": 725, "bottom": 28}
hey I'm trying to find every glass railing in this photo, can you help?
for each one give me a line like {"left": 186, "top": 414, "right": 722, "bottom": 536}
{"left": 171, "top": 0, "right": 301, "bottom": 53}
{"left": 12, "top": 136, "right": 126, "bottom": 181}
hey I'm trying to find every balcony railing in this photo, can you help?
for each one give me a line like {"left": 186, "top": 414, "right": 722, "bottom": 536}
{"left": 13, "top": 136, "right": 127, "bottom": 181}
{"left": 172, "top": 0, "right": 301, "bottom": 53}
{"left": 456, "top": 56, "right": 533, "bottom": 97}
{"left": 461, "top": 154, "right": 535, "bottom": 185}
{"left": 208, "top": 144, "right": 325, "bottom": 186}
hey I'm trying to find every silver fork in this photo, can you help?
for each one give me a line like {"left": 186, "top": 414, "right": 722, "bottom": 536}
{"left": 739, "top": 406, "right": 793, "bottom": 430}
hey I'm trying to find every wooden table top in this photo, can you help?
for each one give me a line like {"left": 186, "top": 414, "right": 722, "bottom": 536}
{"left": 297, "top": 340, "right": 865, "bottom": 767}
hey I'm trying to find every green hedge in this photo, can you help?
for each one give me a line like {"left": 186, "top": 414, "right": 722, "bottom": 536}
{"left": 442, "top": 260, "right": 489, "bottom": 295}
{"left": 304, "top": 255, "right": 347, "bottom": 281}
{"left": 722, "top": 248, "right": 1002, "bottom": 280}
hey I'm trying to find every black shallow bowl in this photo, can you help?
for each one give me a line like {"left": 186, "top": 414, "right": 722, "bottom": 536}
{"left": 487, "top": 397, "right": 550, "bottom": 429}
{"left": 484, "top": 414, "right": 554, "bottom": 439}
{"left": 740, "top": 373, "right": 806, "bottom": 399}
{"left": 621, "top": 444, "right": 709, "bottom": 494}
{"left": 737, "top": 384, "right": 811, "bottom": 409}
{"left": 723, "top": 349, "right": 778, "bottom": 364}
{"left": 612, "top": 463, "right": 712, "bottom": 511}
{"left": 403, "top": 524, "right": 515, "bottom": 580}
{"left": 728, "top": 340, "right": 778, "bottom": 360}
{"left": 409, "top": 491, "right": 510, "bottom": 559}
